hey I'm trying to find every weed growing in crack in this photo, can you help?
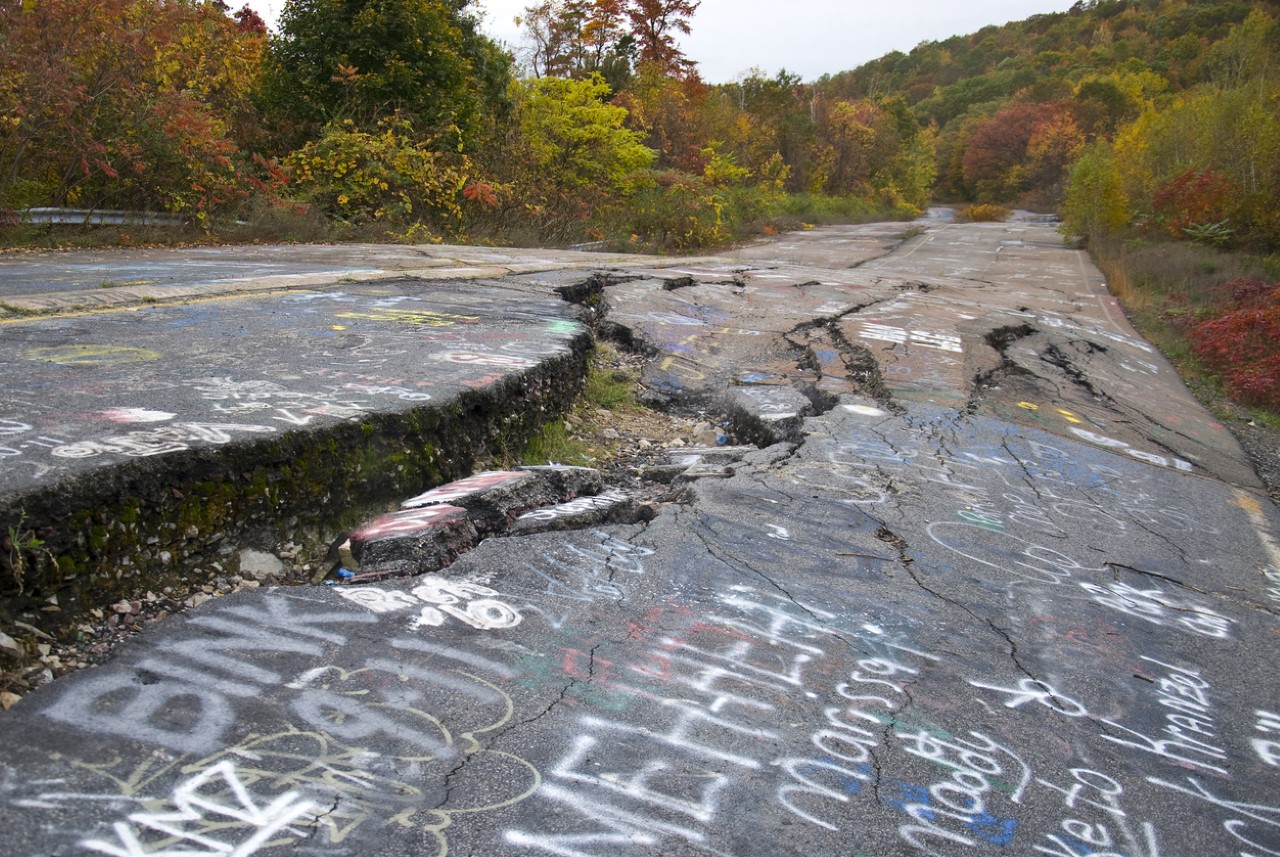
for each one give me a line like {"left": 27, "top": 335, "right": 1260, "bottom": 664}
{"left": 5, "top": 511, "right": 53, "bottom": 596}
{"left": 520, "top": 343, "right": 640, "bottom": 467}
{"left": 522, "top": 419, "right": 595, "bottom": 467}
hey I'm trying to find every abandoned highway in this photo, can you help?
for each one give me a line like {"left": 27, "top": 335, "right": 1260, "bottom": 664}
{"left": 1, "top": 217, "right": 1278, "bottom": 857}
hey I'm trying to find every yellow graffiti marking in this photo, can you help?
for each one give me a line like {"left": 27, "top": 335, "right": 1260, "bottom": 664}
{"left": 658, "top": 354, "right": 707, "bottom": 382}
{"left": 24, "top": 344, "right": 161, "bottom": 365}
{"left": 1017, "top": 401, "right": 1087, "bottom": 425}
{"left": 331, "top": 325, "right": 347, "bottom": 331}
{"left": 63, "top": 750, "right": 183, "bottom": 799}
{"left": 1234, "top": 489, "right": 1280, "bottom": 571}
{"left": 1235, "top": 493, "right": 1264, "bottom": 517}
{"left": 336, "top": 308, "right": 479, "bottom": 327}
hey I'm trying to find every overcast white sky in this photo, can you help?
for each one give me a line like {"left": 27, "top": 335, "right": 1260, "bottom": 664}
{"left": 246, "top": 1, "right": 1080, "bottom": 84}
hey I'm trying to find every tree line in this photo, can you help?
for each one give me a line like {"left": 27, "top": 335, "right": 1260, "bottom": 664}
{"left": 0, "top": 0, "right": 1275, "bottom": 253}
{"left": 0, "top": 0, "right": 936, "bottom": 248}
{"left": 821, "top": 0, "right": 1279, "bottom": 252}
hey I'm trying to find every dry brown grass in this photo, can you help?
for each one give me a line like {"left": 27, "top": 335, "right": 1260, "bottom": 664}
{"left": 958, "top": 203, "right": 1011, "bottom": 223}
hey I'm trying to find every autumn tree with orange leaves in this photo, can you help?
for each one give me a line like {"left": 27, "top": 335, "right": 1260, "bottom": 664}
{"left": 516, "top": 0, "right": 634, "bottom": 90}
{"left": 625, "top": 0, "right": 699, "bottom": 77}
{"left": 0, "top": 0, "right": 265, "bottom": 219}
{"left": 518, "top": 0, "right": 699, "bottom": 84}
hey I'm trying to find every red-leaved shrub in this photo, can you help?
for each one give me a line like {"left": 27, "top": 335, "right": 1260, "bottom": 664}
{"left": 1152, "top": 168, "right": 1238, "bottom": 238}
{"left": 1189, "top": 279, "right": 1280, "bottom": 409}
{"left": 1208, "top": 278, "right": 1279, "bottom": 309}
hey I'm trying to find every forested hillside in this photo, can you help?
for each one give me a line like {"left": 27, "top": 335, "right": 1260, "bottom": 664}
{"left": 0, "top": 0, "right": 1276, "bottom": 256}
{"left": 823, "top": 0, "right": 1280, "bottom": 253}
{"left": 0, "top": 0, "right": 934, "bottom": 251}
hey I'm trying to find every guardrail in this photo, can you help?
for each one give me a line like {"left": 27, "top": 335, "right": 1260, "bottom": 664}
{"left": 16, "top": 207, "right": 188, "bottom": 227}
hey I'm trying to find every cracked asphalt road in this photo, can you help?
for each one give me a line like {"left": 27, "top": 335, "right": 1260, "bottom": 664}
{"left": 2, "top": 219, "right": 1280, "bottom": 857}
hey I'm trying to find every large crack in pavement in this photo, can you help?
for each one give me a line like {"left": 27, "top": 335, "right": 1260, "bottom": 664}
{"left": 970, "top": 323, "right": 1037, "bottom": 409}
{"left": 1040, "top": 341, "right": 1117, "bottom": 406}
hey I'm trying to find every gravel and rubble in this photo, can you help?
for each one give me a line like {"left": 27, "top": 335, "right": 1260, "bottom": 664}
{"left": 0, "top": 556, "right": 309, "bottom": 704}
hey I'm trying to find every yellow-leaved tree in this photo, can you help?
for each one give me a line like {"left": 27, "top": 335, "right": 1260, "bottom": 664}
{"left": 483, "top": 74, "right": 653, "bottom": 242}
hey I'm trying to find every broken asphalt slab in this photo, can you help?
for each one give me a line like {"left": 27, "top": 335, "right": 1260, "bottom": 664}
{"left": 605, "top": 220, "right": 1256, "bottom": 489}
{"left": 0, "top": 275, "right": 597, "bottom": 623}
{"left": 1, "top": 221, "right": 1279, "bottom": 856}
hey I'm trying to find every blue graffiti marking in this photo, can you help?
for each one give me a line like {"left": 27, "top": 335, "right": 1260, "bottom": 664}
{"left": 887, "top": 782, "right": 1018, "bottom": 846}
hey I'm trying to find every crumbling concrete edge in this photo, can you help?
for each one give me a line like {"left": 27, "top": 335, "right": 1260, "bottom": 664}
{"left": 0, "top": 332, "right": 592, "bottom": 635}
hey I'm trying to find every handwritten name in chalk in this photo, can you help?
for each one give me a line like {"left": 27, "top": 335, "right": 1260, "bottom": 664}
{"left": 1100, "top": 657, "right": 1227, "bottom": 776}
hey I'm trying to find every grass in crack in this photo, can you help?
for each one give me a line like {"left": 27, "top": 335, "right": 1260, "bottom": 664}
{"left": 520, "top": 343, "right": 642, "bottom": 468}
{"left": 5, "top": 510, "right": 54, "bottom": 597}
{"left": 581, "top": 356, "right": 635, "bottom": 411}
{"left": 522, "top": 419, "right": 595, "bottom": 467}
